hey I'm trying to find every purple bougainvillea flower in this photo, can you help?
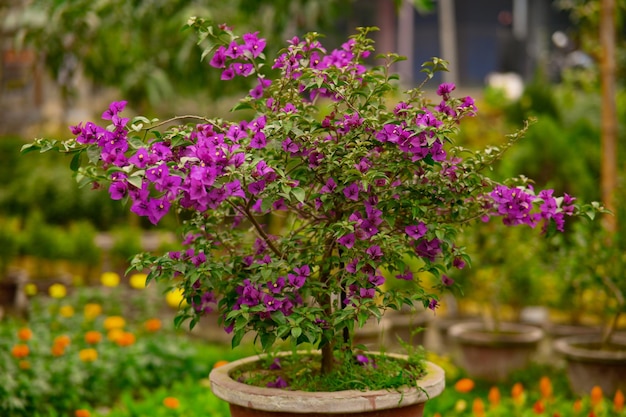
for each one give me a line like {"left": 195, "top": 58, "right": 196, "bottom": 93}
{"left": 267, "top": 377, "right": 288, "bottom": 388}
{"left": 405, "top": 223, "right": 427, "bottom": 240}
{"left": 269, "top": 357, "right": 281, "bottom": 370}
{"left": 441, "top": 275, "right": 454, "bottom": 286}
{"left": 337, "top": 233, "right": 356, "bottom": 249}
{"left": 242, "top": 32, "right": 267, "bottom": 58}
{"left": 356, "top": 354, "right": 369, "bottom": 364}
{"left": 396, "top": 269, "right": 414, "bottom": 281}
{"left": 436, "top": 82, "right": 455, "bottom": 100}
{"left": 343, "top": 182, "right": 360, "bottom": 201}
{"left": 210, "top": 46, "right": 227, "bottom": 68}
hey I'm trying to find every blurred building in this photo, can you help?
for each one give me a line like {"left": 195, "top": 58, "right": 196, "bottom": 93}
{"left": 1, "top": 0, "right": 577, "bottom": 136}
{"left": 355, "top": 0, "right": 573, "bottom": 88}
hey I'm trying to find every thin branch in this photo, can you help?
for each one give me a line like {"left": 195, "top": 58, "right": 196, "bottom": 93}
{"left": 147, "top": 115, "right": 220, "bottom": 131}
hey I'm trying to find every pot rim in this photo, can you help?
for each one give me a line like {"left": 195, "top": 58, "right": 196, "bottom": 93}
{"left": 553, "top": 334, "right": 626, "bottom": 362}
{"left": 447, "top": 321, "right": 544, "bottom": 346}
{"left": 209, "top": 351, "right": 445, "bottom": 414}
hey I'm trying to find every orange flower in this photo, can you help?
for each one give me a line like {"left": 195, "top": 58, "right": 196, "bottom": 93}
{"left": 84, "top": 331, "right": 102, "bottom": 344}
{"left": 11, "top": 344, "right": 29, "bottom": 359}
{"left": 472, "top": 398, "right": 485, "bottom": 417}
{"left": 75, "top": 409, "right": 91, "bottom": 417}
{"left": 539, "top": 376, "right": 553, "bottom": 399}
{"left": 115, "top": 332, "right": 136, "bottom": 347}
{"left": 511, "top": 382, "right": 524, "bottom": 404}
{"left": 54, "top": 335, "right": 71, "bottom": 348}
{"left": 573, "top": 399, "right": 583, "bottom": 412}
{"left": 144, "top": 318, "right": 162, "bottom": 332}
{"left": 17, "top": 328, "right": 32, "bottom": 341}
{"left": 533, "top": 400, "right": 545, "bottom": 414}
{"left": 433, "top": 413, "right": 442, "bottom": 417}
{"left": 51, "top": 343, "right": 66, "bottom": 357}
{"left": 454, "top": 378, "right": 475, "bottom": 393}
{"left": 488, "top": 386, "right": 500, "bottom": 407}
{"left": 213, "top": 360, "right": 229, "bottom": 368}
{"left": 163, "top": 397, "right": 180, "bottom": 409}
{"left": 79, "top": 348, "right": 98, "bottom": 362}
{"left": 614, "top": 389, "right": 625, "bottom": 412}
{"left": 18, "top": 360, "right": 30, "bottom": 370}
{"left": 590, "top": 386, "right": 603, "bottom": 407}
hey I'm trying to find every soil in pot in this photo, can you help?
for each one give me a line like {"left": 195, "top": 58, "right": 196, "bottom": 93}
{"left": 209, "top": 351, "right": 445, "bottom": 417}
{"left": 554, "top": 334, "right": 626, "bottom": 396}
{"left": 448, "top": 321, "right": 543, "bottom": 382}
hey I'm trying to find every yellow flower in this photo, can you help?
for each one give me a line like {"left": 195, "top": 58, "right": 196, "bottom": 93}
{"left": 103, "top": 316, "right": 126, "bottom": 331}
{"left": 108, "top": 328, "right": 124, "bottom": 342}
{"left": 166, "top": 288, "right": 187, "bottom": 308}
{"left": 60, "top": 305, "right": 75, "bottom": 318}
{"left": 100, "top": 272, "right": 120, "bottom": 287}
{"left": 129, "top": 273, "right": 148, "bottom": 289}
{"left": 84, "top": 303, "right": 102, "bottom": 320}
{"left": 24, "top": 283, "right": 37, "bottom": 296}
{"left": 454, "top": 399, "right": 467, "bottom": 413}
{"left": 78, "top": 348, "right": 98, "bottom": 362}
{"left": 49, "top": 283, "right": 67, "bottom": 298}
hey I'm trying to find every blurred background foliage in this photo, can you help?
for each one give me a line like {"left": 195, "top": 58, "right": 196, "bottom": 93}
{"left": 0, "top": 0, "right": 624, "bottom": 326}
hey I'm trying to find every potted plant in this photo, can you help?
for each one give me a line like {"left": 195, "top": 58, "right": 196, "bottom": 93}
{"left": 553, "top": 222, "right": 626, "bottom": 397}
{"left": 23, "top": 21, "right": 601, "bottom": 416}
{"left": 445, "top": 221, "right": 549, "bottom": 382}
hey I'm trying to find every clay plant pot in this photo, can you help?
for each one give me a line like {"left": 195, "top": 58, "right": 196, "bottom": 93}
{"left": 209, "top": 352, "right": 445, "bottom": 417}
{"left": 448, "top": 321, "right": 543, "bottom": 382}
{"left": 554, "top": 334, "right": 626, "bottom": 396}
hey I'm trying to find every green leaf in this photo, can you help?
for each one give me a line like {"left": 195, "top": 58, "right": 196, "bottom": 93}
{"left": 260, "top": 332, "right": 276, "bottom": 350}
{"left": 70, "top": 152, "right": 82, "bottom": 172}
{"left": 291, "top": 187, "right": 306, "bottom": 203}
{"left": 127, "top": 174, "right": 143, "bottom": 189}
{"left": 290, "top": 327, "right": 302, "bottom": 339}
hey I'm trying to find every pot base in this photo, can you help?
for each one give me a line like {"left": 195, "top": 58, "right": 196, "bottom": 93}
{"left": 229, "top": 402, "right": 425, "bottom": 417}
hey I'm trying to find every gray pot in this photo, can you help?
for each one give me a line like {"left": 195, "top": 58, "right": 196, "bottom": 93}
{"left": 209, "top": 351, "right": 445, "bottom": 417}
{"left": 448, "top": 321, "right": 543, "bottom": 382}
{"left": 554, "top": 334, "right": 626, "bottom": 396}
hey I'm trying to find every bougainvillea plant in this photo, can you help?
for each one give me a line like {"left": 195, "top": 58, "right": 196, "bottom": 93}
{"left": 24, "top": 20, "right": 601, "bottom": 386}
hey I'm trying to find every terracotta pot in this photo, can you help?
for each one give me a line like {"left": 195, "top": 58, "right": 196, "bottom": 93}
{"left": 209, "top": 352, "right": 445, "bottom": 417}
{"left": 448, "top": 321, "right": 543, "bottom": 382}
{"left": 554, "top": 334, "right": 626, "bottom": 396}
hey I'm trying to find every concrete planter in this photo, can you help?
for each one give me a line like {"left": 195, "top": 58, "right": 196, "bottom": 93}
{"left": 554, "top": 334, "right": 626, "bottom": 396}
{"left": 448, "top": 321, "right": 543, "bottom": 382}
{"left": 209, "top": 352, "right": 445, "bottom": 417}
